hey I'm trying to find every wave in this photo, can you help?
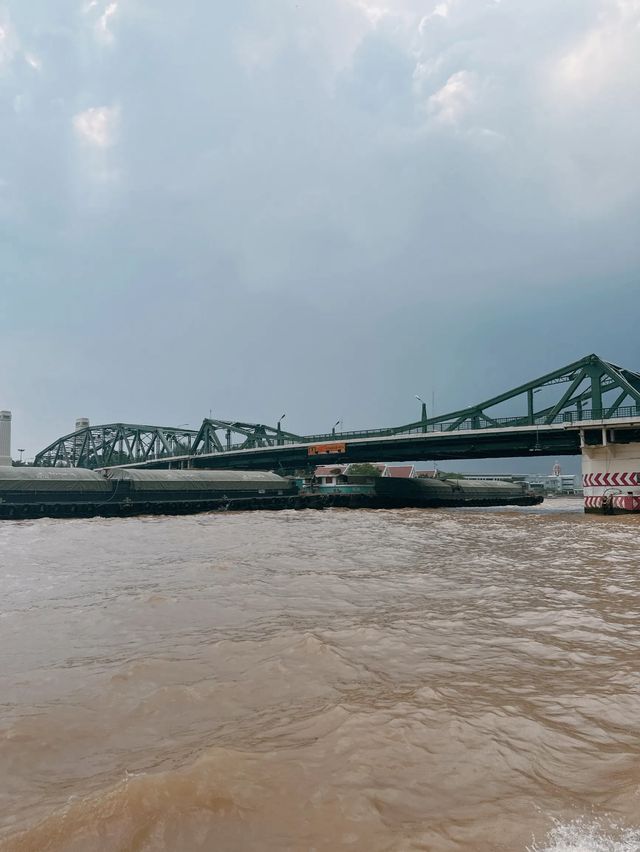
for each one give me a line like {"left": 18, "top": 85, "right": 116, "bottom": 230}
{"left": 529, "top": 817, "right": 640, "bottom": 852}
{"left": 0, "top": 732, "right": 388, "bottom": 852}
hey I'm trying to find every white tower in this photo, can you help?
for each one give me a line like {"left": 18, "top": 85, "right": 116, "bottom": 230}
{"left": 75, "top": 417, "right": 90, "bottom": 432}
{"left": 0, "top": 411, "right": 12, "bottom": 467}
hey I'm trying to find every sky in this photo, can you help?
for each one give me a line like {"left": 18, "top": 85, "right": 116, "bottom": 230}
{"left": 1, "top": 0, "right": 639, "bottom": 465}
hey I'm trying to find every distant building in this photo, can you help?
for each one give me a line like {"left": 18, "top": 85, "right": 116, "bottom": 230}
{"left": 526, "top": 473, "right": 578, "bottom": 495}
{"left": 313, "top": 463, "right": 417, "bottom": 485}
{"left": 448, "top": 470, "right": 578, "bottom": 494}
{"left": 314, "top": 465, "right": 348, "bottom": 486}
{"left": 0, "top": 411, "right": 11, "bottom": 468}
{"left": 462, "top": 474, "right": 528, "bottom": 482}
{"left": 384, "top": 465, "right": 416, "bottom": 479}
{"left": 415, "top": 469, "right": 438, "bottom": 479}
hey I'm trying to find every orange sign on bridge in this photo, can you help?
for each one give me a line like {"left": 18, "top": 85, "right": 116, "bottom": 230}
{"left": 307, "top": 442, "right": 347, "bottom": 457}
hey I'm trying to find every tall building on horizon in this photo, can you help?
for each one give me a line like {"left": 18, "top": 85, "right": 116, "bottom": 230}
{"left": 0, "top": 411, "right": 12, "bottom": 467}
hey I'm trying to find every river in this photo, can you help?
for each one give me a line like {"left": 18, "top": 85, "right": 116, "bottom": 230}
{"left": 1, "top": 500, "right": 640, "bottom": 851}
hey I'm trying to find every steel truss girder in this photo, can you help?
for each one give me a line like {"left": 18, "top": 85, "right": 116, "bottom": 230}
{"left": 34, "top": 424, "right": 198, "bottom": 469}
{"left": 390, "top": 353, "right": 640, "bottom": 435}
{"left": 191, "top": 419, "right": 303, "bottom": 455}
{"left": 33, "top": 354, "right": 640, "bottom": 469}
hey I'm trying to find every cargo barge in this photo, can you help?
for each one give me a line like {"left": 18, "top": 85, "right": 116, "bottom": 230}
{"left": 0, "top": 468, "right": 542, "bottom": 519}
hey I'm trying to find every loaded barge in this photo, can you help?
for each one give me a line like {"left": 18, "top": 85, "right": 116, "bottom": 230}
{"left": 0, "top": 468, "right": 541, "bottom": 519}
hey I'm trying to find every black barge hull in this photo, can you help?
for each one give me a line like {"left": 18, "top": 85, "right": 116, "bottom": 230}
{"left": 0, "top": 467, "right": 542, "bottom": 520}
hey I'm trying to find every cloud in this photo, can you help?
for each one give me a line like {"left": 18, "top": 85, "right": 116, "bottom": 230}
{"left": 96, "top": 1, "right": 119, "bottom": 44}
{"left": 1, "top": 0, "right": 639, "bottom": 457}
{"left": 419, "top": 1, "right": 450, "bottom": 31}
{"left": 427, "top": 69, "right": 478, "bottom": 125}
{"left": 24, "top": 52, "right": 42, "bottom": 71}
{"left": 0, "top": 10, "right": 18, "bottom": 68}
{"left": 71, "top": 105, "right": 121, "bottom": 188}
{"left": 539, "top": 0, "right": 640, "bottom": 214}
{"left": 73, "top": 105, "right": 119, "bottom": 148}
{"left": 82, "top": 0, "right": 120, "bottom": 45}
{"left": 551, "top": 0, "right": 640, "bottom": 100}
{"left": 346, "top": 0, "right": 391, "bottom": 26}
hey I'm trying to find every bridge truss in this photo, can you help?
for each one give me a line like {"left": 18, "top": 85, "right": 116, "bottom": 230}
{"left": 33, "top": 354, "right": 640, "bottom": 468}
{"left": 388, "top": 352, "right": 640, "bottom": 435}
{"left": 34, "top": 424, "right": 199, "bottom": 469}
{"left": 33, "top": 419, "right": 305, "bottom": 469}
{"left": 191, "top": 419, "right": 303, "bottom": 454}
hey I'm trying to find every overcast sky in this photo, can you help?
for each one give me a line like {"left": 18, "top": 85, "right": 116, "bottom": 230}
{"left": 1, "top": 0, "right": 639, "bottom": 461}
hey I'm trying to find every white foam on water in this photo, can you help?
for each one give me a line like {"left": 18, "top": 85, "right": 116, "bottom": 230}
{"left": 529, "top": 818, "right": 640, "bottom": 852}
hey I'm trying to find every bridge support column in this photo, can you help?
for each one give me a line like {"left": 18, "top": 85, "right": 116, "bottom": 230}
{"left": 581, "top": 434, "right": 640, "bottom": 513}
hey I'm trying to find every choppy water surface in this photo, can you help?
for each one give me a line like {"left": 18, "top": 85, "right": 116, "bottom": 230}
{"left": 1, "top": 500, "right": 640, "bottom": 851}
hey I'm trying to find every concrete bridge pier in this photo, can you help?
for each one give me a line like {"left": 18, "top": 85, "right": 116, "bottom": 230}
{"left": 581, "top": 428, "right": 640, "bottom": 513}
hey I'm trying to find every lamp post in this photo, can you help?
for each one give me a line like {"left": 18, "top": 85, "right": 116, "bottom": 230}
{"left": 225, "top": 422, "right": 239, "bottom": 452}
{"left": 415, "top": 395, "right": 428, "bottom": 433}
{"left": 527, "top": 387, "right": 542, "bottom": 425}
{"left": 527, "top": 391, "right": 542, "bottom": 453}
{"left": 331, "top": 419, "right": 341, "bottom": 437}
{"left": 277, "top": 413, "right": 286, "bottom": 445}
{"left": 175, "top": 425, "right": 191, "bottom": 457}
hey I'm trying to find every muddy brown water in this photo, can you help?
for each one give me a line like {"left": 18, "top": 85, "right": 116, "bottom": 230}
{"left": 1, "top": 501, "right": 640, "bottom": 851}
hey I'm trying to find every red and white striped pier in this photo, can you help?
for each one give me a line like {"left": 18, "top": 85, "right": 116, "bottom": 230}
{"left": 582, "top": 439, "right": 640, "bottom": 514}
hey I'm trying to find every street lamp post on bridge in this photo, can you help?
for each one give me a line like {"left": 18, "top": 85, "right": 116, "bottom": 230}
{"left": 415, "top": 396, "right": 428, "bottom": 433}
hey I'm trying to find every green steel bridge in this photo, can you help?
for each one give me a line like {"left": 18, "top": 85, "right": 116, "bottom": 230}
{"left": 34, "top": 354, "right": 640, "bottom": 471}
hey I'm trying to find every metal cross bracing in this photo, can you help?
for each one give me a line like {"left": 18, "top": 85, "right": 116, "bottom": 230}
{"left": 191, "top": 419, "right": 304, "bottom": 454}
{"left": 34, "top": 424, "right": 199, "bottom": 469}
{"left": 33, "top": 420, "right": 304, "bottom": 468}
{"left": 33, "top": 354, "right": 640, "bottom": 468}
{"left": 386, "top": 352, "right": 640, "bottom": 436}
{"left": 223, "top": 353, "right": 640, "bottom": 445}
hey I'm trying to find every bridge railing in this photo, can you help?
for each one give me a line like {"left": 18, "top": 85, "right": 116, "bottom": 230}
{"left": 116, "top": 405, "right": 640, "bottom": 461}
{"left": 35, "top": 404, "right": 640, "bottom": 468}
{"left": 217, "top": 405, "right": 640, "bottom": 453}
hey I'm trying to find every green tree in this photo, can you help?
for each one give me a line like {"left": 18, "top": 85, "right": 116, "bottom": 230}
{"left": 348, "top": 463, "right": 382, "bottom": 477}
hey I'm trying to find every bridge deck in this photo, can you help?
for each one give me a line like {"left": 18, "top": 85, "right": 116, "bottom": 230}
{"left": 116, "top": 418, "right": 640, "bottom": 472}
{"left": 35, "top": 353, "right": 640, "bottom": 471}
